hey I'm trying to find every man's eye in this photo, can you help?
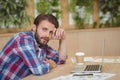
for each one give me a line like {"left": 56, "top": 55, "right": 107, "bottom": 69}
{"left": 49, "top": 31, "right": 53, "bottom": 35}
{"left": 42, "top": 28, "right": 47, "bottom": 31}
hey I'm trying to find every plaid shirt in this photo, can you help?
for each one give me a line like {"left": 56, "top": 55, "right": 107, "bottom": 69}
{"left": 0, "top": 31, "right": 66, "bottom": 80}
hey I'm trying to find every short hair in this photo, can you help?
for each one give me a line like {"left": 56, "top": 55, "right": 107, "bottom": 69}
{"left": 34, "top": 14, "right": 59, "bottom": 28}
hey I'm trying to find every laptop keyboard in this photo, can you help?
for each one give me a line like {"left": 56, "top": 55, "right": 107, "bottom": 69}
{"left": 84, "top": 64, "right": 102, "bottom": 73}
{"left": 71, "top": 64, "right": 102, "bottom": 73}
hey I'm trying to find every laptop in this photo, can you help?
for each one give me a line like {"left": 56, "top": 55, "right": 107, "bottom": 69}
{"left": 71, "top": 64, "right": 102, "bottom": 73}
{"left": 71, "top": 39, "right": 105, "bottom": 74}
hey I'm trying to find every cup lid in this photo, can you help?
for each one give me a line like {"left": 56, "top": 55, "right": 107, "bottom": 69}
{"left": 75, "top": 52, "right": 85, "bottom": 56}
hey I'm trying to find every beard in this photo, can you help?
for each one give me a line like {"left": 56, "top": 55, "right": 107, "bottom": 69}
{"left": 35, "top": 31, "right": 49, "bottom": 48}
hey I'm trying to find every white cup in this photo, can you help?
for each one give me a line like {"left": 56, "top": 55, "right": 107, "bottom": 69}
{"left": 75, "top": 52, "right": 85, "bottom": 65}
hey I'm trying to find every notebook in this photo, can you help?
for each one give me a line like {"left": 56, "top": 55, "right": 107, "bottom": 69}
{"left": 71, "top": 39, "right": 105, "bottom": 74}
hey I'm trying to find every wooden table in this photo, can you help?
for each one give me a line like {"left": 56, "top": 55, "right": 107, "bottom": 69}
{"left": 23, "top": 56, "right": 120, "bottom": 80}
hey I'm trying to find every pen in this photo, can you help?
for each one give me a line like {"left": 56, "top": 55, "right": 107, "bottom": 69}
{"left": 73, "top": 73, "right": 93, "bottom": 76}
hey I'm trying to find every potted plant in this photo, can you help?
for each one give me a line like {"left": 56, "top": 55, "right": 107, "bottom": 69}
{"left": 0, "top": 0, "right": 31, "bottom": 30}
{"left": 99, "top": 0, "right": 120, "bottom": 28}
{"left": 69, "top": 0, "right": 94, "bottom": 29}
{"left": 36, "top": 0, "right": 61, "bottom": 19}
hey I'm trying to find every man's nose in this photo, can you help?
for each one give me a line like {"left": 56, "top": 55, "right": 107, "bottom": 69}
{"left": 45, "top": 31, "right": 50, "bottom": 38}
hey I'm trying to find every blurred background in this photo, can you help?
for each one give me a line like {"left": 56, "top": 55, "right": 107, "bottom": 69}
{"left": 0, "top": 0, "right": 120, "bottom": 33}
{"left": 0, "top": 0, "right": 120, "bottom": 56}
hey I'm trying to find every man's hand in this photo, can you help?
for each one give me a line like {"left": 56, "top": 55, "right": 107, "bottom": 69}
{"left": 50, "top": 28, "right": 67, "bottom": 61}
{"left": 51, "top": 28, "right": 65, "bottom": 40}
{"left": 46, "top": 59, "right": 57, "bottom": 69}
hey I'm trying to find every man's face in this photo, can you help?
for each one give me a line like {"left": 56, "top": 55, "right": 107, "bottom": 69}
{"left": 33, "top": 20, "right": 55, "bottom": 47}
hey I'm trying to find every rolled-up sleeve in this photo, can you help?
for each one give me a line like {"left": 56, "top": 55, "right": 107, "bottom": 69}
{"left": 45, "top": 45, "right": 67, "bottom": 64}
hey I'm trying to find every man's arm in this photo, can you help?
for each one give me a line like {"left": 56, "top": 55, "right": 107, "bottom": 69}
{"left": 52, "top": 28, "right": 67, "bottom": 61}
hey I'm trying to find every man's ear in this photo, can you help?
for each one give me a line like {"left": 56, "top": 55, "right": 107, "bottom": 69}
{"left": 32, "top": 24, "right": 37, "bottom": 32}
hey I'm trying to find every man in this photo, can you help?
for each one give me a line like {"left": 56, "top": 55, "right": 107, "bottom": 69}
{"left": 0, "top": 14, "right": 67, "bottom": 80}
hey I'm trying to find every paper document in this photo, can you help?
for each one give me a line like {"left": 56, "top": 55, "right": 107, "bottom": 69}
{"left": 84, "top": 57, "right": 120, "bottom": 63}
{"left": 51, "top": 73, "right": 115, "bottom": 80}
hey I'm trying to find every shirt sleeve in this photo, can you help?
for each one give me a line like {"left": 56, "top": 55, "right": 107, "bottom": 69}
{"left": 17, "top": 37, "right": 50, "bottom": 75}
{"left": 45, "top": 45, "right": 67, "bottom": 64}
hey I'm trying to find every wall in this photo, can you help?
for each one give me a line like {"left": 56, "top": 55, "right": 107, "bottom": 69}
{"left": 0, "top": 33, "right": 14, "bottom": 49}
{"left": 0, "top": 28, "right": 120, "bottom": 56}
{"left": 48, "top": 28, "right": 120, "bottom": 56}
{"left": 67, "top": 29, "right": 120, "bottom": 55}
